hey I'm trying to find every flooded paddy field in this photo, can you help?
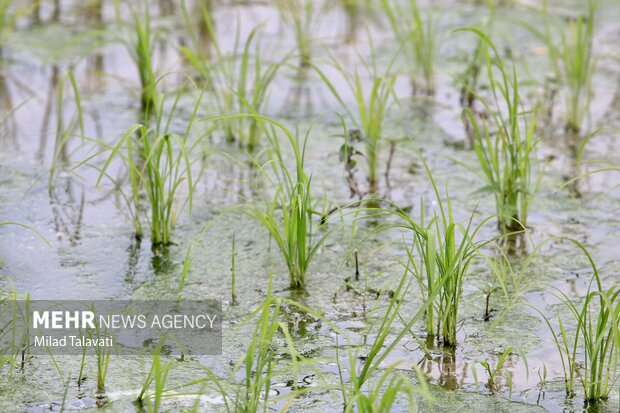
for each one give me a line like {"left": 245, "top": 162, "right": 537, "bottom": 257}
{"left": 1, "top": 0, "right": 620, "bottom": 411}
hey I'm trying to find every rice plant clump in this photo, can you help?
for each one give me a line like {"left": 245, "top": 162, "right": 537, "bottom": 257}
{"left": 181, "top": 5, "right": 284, "bottom": 151}
{"left": 537, "top": 240, "right": 620, "bottom": 405}
{"left": 459, "top": 29, "right": 538, "bottom": 235}
{"left": 172, "top": 279, "right": 310, "bottom": 411}
{"left": 201, "top": 114, "right": 334, "bottom": 288}
{"left": 561, "top": 128, "right": 620, "bottom": 193}
{"left": 0, "top": 282, "right": 24, "bottom": 376}
{"left": 120, "top": 6, "right": 158, "bottom": 115}
{"left": 524, "top": 0, "right": 597, "bottom": 135}
{"left": 274, "top": 0, "right": 317, "bottom": 71}
{"left": 230, "top": 292, "right": 297, "bottom": 411}
{"left": 315, "top": 55, "right": 397, "bottom": 196}
{"left": 337, "top": 267, "right": 432, "bottom": 412}
{"left": 244, "top": 119, "right": 333, "bottom": 288}
{"left": 559, "top": 5, "right": 596, "bottom": 135}
{"left": 96, "top": 93, "right": 201, "bottom": 246}
{"left": 385, "top": 159, "right": 485, "bottom": 347}
{"left": 382, "top": 0, "right": 438, "bottom": 95}
{"left": 456, "top": 11, "right": 495, "bottom": 146}
{"left": 134, "top": 339, "right": 175, "bottom": 412}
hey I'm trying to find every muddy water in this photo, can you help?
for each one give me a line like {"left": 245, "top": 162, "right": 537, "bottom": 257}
{"left": 1, "top": 0, "right": 620, "bottom": 412}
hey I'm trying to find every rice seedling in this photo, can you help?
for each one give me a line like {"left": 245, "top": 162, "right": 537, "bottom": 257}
{"left": 458, "top": 30, "right": 486, "bottom": 117}
{"left": 551, "top": 0, "right": 596, "bottom": 136}
{"left": 381, "top": 0, "right": 438, "bottom": 95}
{"left": 471, "top": 346, "right": 525, "bottom": 395}
{"left": 454, "top": 10, "right": 495, "bottom": 145}
{"left": 133, "top": 10, "right": 160, "bottom": 117}
{"left": 561, "top": 128, "right": 620, "bottom": 193}
{"left": 199, "top": 113, "right": 335, "bottom": 288}
{"left": 77, "top": 337, "right": 87, "bottom": 387}
{"left": 477, "top": 282, "right": 499, "bottom": 321}
{"left": 49, "top": 69, "right": 84, "bottom": 193}
{"left": 189, "top": 0, "right": 215, "bottom": 61}
{"left": 82, "top": 305, "right": 112, "bottom": 397}
{"left": 273, "top": 0, "right": 317, "bottom": 71}
{"left": 94, "top": 331, "right": 111, "bottom": 396}
{"left": 314, "top": 52, "right": 398, "bottom": 195}
{"left": 181, "top": 3, "right": 285, "bottom": 151}
{"left": 133, "top": 10, "right": 158, "bottom": 115}
{"left": 58, "top": 376, "right": 72, "bottom": 412}
{"left": 93, "top": 91, "right": 203, "bottom": 247}
{"left": 232, "top": 295, "right": 284, "bottom": 411}
{"left": 534, "top": 363, "right": 549, "bottom": 404}
{"left": 477, "top": 234, "right": 535, "bottom": 304}
{"left": 174, "top": 278, "right": 313, "bottom": 412}
{"left": 457, "top": 28, "right": 539, "bottom": 235}
{"left": 383, "top": 158, "right": 491, "bottom": 347}
{"left": 521, "top": 0, "right": 597, "bottom": 135}
{"left": 534, "top": 239, "right": 620, "bottom": 405}
{"left": 179, "top": 0, "right": 216, "bottom": 87}
{"left": 338, "top": 271, "right": 410, "bottom": 407}
{"left": 345, "top": 367, "right": 418, "bottom": 412}
{"left": 0, "top": 0, "right": 17, "bottom": 56}
{"left": 247, "top": 121, "right": 336, "bottom": 288}
{"left": 336, "top": 268, "right": 433, "bottom": 411}
{"left": 336, "top": 126, "right": 365, "bottom": 200}
{"left": 135, "top": 338, "right": 174, "bottom": 412}
{"left": 0, "top": 282, "right": 22, "bottom": 376}
{"left": 116, "top": 4, "right": 158, "bottom": 115}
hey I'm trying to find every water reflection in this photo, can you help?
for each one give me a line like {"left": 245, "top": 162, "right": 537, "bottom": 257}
{"left": 419, "top": 346, "right": 465, "bottom": 391}
{"left": 563, "top": 131, "right": 583, "bottom": 198}
{"left": 151, "top": 244, "right": 175, "bottom": 274}
{"left": 0, "top": 71, "right": 18, "bottom": 148}
{"left": 124, "top": 240, "right": 141, "bottom": 284}
{"left": 281, "top": 297, "right": 322, "bottom": 340}
{"left": 83, "top": 0, "right": 105, "bottom": 104}
{"left": 283, "top": 81, "right": 315, "bottom": 117}
{"left": 502, "top": 232, "right": 527, "bottom": 256}
{"left": 418, "top": 342, "right": 523, "bottom": 394}
{"left": 37, "top": 65, "right": 60, "bottom": 160}
{"left": 49, "top": 176, "right": 85, "bottom": 246}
